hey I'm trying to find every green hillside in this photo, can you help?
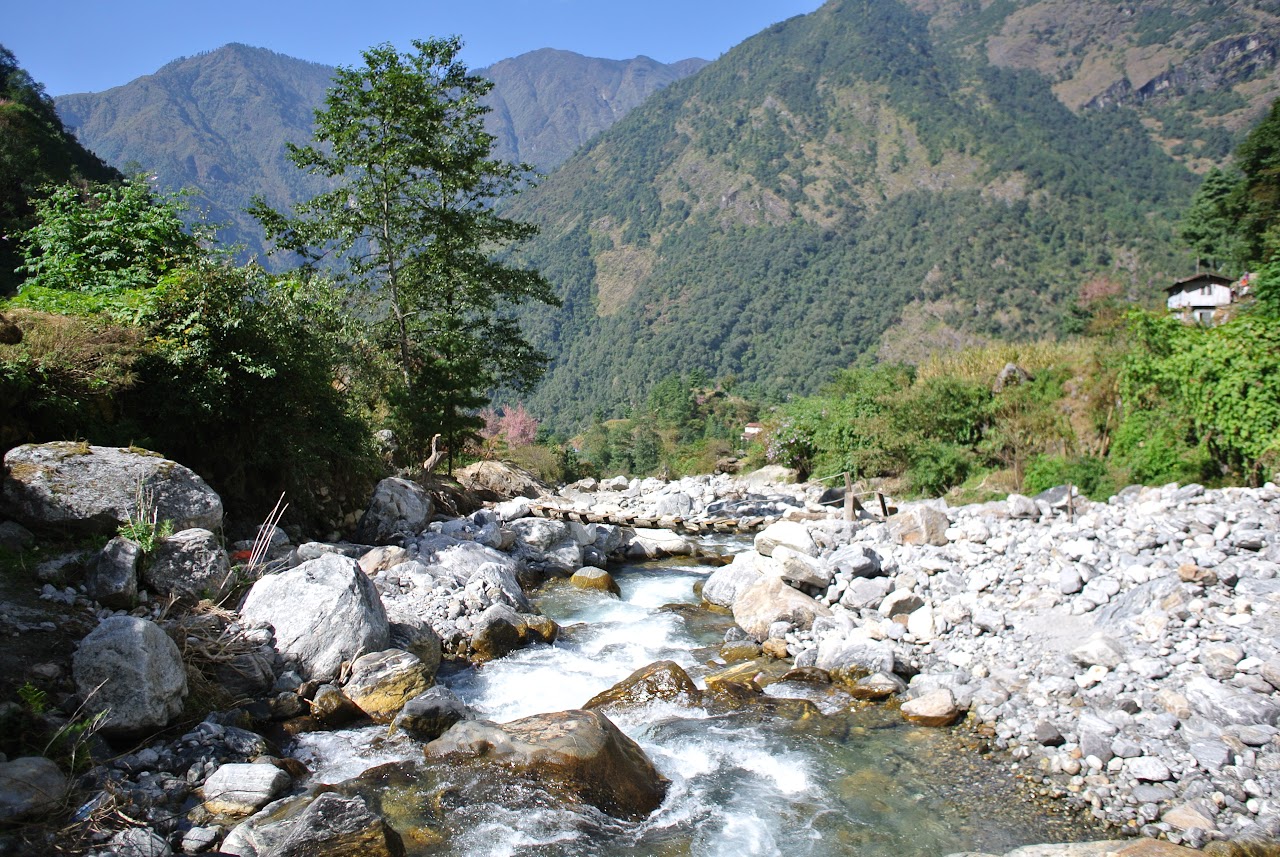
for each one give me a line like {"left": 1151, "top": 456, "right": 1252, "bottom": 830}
{"left": 54, "top": 45, "right": 705, "bottom": 256}
{"left": 510, "top": 0, "right": 1228, "bottom": 433}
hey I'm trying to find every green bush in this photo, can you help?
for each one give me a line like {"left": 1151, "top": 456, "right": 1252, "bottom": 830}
{"left": 1022, "top": 453, "right": 1113, "bottom": 499}
{"left": 906, "top": 442, "right": 974, "bottom": 497}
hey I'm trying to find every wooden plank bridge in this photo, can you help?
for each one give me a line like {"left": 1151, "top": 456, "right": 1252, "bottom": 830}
{"left": 526, "top": 503, "right": 775, "bottom": 536}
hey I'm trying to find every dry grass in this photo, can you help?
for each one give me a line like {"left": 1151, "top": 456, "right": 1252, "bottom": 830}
{"left": 1, "top": 309, "right": 144, "bottom": 392}
{"left": 915, "top": 340, "right": 1094, "bottom": 385}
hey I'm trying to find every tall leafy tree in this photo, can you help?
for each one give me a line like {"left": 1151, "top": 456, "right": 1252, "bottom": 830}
{"left": 253, "top": 37, "right": 557, "bottom": 467}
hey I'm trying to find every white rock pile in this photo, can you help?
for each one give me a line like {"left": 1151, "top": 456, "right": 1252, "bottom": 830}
{"left": 706, "top": 481, "right": 1280, "bottom": 847}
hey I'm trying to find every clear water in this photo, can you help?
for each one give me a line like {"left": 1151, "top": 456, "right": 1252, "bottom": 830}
{"left": 291, "top": 557, "right": 1105, "bottom": 856}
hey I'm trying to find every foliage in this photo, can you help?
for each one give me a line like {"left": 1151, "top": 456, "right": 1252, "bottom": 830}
{"left": 1022, "top": 454, "right": 1112, "bottom": 499}
{"left": 118, "top": 484, "right": 174, "bottom": 553}
{"left": 1178, "top": 98, "right": 1280, "bottom": 273}
{"left": 0, "top": 45, "right": 120, "bottom": 294}
{"left": 17, "top": 179, "right": 203, "bottom": 293}
{"left": 253, "top": 37, "right": 558, "bottom": 468}
{"left": 135, "top": 259, "right": 380, "bottom": 516}
{"left": 510, "top": 0, "right": 1196, "bottom": 435}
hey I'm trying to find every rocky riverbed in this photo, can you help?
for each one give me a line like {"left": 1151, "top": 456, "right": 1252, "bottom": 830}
{"left": 1, "top": 441, "right": 1278, "bottom": 855}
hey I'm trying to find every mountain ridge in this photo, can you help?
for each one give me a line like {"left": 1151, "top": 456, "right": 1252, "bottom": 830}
{"left": 55, "top": 43, "right": 708, "bottom": 254}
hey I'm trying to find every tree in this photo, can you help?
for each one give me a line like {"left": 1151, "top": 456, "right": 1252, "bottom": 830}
{"left": 253, "top": 37, "right": 558, "bottom": 467}
{"left": 18, "top": 179, "right": 202, "bottom": 294}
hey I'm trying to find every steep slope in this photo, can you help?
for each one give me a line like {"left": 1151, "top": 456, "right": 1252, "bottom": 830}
{"left": 482, "top": 49, "right": 709, "bottom": 171}
{"left": 0, "top": 45, "right": 120, "bottom": 293}
{"left": 55, "top": 45, "right": 706, "bottom": 255}
{"left": 904, "top": 0, "right": 1280, "bottom": 168}
{"left": 56, "top": 44, "right": 335, "bottom": 256}
{"left": 509, "top": 0, "right": 1210, "bottom": 433}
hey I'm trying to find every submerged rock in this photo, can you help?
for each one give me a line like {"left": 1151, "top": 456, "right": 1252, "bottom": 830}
{"left": 221, "top": 791, "right": 405, "bottom": 857}
{"left": 570, "top": 566, "right": 621, "bottom": 596}
{"left": 424, "top": 709, "right": 669, "bottom": 820}
{"left": 583, "top": 660, "right": 701, "bottom": 712}
{"left": 391, "top": 686, "right": 472, "bottom": 742}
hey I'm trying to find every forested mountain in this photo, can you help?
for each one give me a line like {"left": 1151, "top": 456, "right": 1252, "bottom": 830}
{"left": 54, "top": 44, "right": 706, "bottom": 255}
{"left": 0, "top": 46, "right": 119, "bottom": 293}
{"left": 509, "top": 0, "right": 1279, "bottom": 433}
{"left": 903, "top": 0, "right": 1280, "bottom": 168}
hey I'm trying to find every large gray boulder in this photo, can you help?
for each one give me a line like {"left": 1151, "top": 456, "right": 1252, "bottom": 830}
{"left": 356, "top": 477, "right": 434, "bottom": 544}
{"left": 143, "top": 528, "right": 232, "bottom": 601}
{"left": 72, "top": 616, "right": 188, "bottom": 737}
{"left": 754, "top": 520, "right": 817, "bottom": 558}
{"left": 702, "top": 551, "right": 766, "bottom": 609}
{"left": 2, "top": 442, "right": 222, "bottom": 535}
{"left": 425, "top": 709, "right": 669, "bottom": 820}
{"left": 239, "top": 554, "right": 389, "bottom": 682}
{"left": 732, "top": 574, "right": 832, "bottom": 640}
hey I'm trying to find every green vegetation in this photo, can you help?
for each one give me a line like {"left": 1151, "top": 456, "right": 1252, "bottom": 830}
{"left": 510, "top": 0, "right": 1198, "bottom": 435}
{"left": 253, "top": 38, "right": 557, "bottom": 468}
{"left": 0, "top": 44, "right": 120, "bottom": 294}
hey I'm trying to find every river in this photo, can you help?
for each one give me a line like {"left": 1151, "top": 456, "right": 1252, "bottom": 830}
{"left": 290, "top": 549, "right": 1106, "bottom": 856}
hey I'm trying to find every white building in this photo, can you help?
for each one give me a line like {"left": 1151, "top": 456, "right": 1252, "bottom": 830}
{"left": 1165, "top": 273, "right": 1235, "bottom": 324}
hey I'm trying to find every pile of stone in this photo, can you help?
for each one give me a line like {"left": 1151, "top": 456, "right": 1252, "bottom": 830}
{"left": 705, "top": 481, "right": 1280, "bottom": 848}
{"left": 539, "top": 469, "right": 828, "bottom": 525}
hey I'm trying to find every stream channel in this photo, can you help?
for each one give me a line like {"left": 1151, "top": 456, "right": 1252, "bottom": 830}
{"left": 290, "top": 541, "right": 1106, "bottom": 856}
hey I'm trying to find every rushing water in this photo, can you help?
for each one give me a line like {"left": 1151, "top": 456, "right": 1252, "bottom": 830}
{"left": 291, "top": 551, "right": 1104, "bottom": 856}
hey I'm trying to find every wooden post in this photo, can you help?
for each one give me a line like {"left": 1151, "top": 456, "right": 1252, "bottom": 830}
{"left": 1067, "top": 482, "right": 1075, "bottom": 523}
{"left": 844, "top": 472, "right": 853, "bottom": 521}
{"left": 877, "top": 492, "right": 889, "bottom": 518}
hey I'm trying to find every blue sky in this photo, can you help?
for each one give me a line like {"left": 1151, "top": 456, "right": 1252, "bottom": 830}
{"left": 7, "top": 0, "right": 825, "bottom": 96}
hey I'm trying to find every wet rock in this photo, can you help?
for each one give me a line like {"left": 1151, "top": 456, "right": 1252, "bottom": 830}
{"left": 202, "top": 762, "right": 291, "bottom": 816}
{"left": 847, "top": 672, "right": 907, "bottom": 700}
{"left": 2, "top": 442, "right": 223, "bottom": 535}
{"left": 469, "top": 603, "right": 555, "bottom": 663}
{"left": 343, "top": 649, "right": 433, "bottom": 721}
{"left": 425, "top": 709, "right": 669, "bottom": 819}
{"left": 0, "top": 756, "right": 65, "bottom": 821}
{"left": 73, "top": 615, "right": 187, "bottom": 737}
{"left": 143, "top": 528, "right": 232, "bottom": 601}
{"left": 720, "top": 640, "right": 763, "bottom": 662}
{"left": 239, "top": 553, "right": 389, "bottom": 682}
{"left": 570, "top": 566, "right": 621, "bottom": 596}
{"left": 310, "top": 684, "right": 364, "bottom": 728}
{"left": 391, "top": 686, "right": 471, "bottom": 741}
{"left": 901, "top": 688, "right": 962, "bottom": 727}
{"left": 356, "top": 477, "right": 433, "bottom": 544}
{"left": 224, "top": 791, "right": 405, "bottom": 857}
{"left": 87, "top": 535, "right": 140, "bottom": 609}
{"left": 584, "top": 660, "right": 702, "bottom": 712}
{"left": 733, "top": 575, "right": 831, "bottom": 640}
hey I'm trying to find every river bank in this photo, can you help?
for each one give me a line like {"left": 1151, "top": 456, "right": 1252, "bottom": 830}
{"left": 1, "top": 443, "right": 1277, "bottom": 854}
